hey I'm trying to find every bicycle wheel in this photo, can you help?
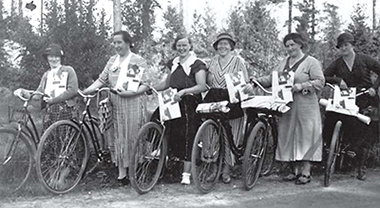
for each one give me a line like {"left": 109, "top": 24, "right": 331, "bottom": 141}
{"left": 83, "top": 118, "right": 106, "bottom": 176}
{"left": 129, "top": 122, "right": 167, "bottom": 194}
{"left": 242, "top": 121, "right": 267, "bottom": 190}
{"left": 0, "top": 128, "right": 35, "bottom": 192}
{"left": 260, "top": 122, "right": 277, "bottom": 176}
{"left": 36, "top": 120, "right": 88, "bottom": 194}
{"left": 324, "top": 121, "right": 342, "bottom": 187}
{"left": 191, "top": 119, "right": 223, "bottom": 194}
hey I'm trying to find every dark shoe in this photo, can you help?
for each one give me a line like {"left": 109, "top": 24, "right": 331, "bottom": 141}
{"left": 222, "top": 173, "right": 231, "bottom": 184}
{"left": 357, "top": 171, "right": 366, "bottom": 181}
{"left": 117, "top": 177, "right": 129, "bottom": 186}
{"left": 283, "top": 173, "right": 300, "bottom": 181}
{"left": 295, "top": 175, "right": 311, "bottom": 185}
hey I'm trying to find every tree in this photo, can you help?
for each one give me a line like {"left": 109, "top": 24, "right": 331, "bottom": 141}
{"left": 319, "top": 2, "right": 342, "bottom": 68}
{"left": 227, "top": 0, "right": 282, "bottom": 77}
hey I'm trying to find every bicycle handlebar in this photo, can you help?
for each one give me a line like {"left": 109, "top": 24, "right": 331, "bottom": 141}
{"left": 250, "top": 79, "right": 273, "bottom": 95}
{"left": 325, "top": 83, "right": 369, "bottom": 97}
{"left": 13, "top": 89, "right": 47, "bottom": 102}
{"left": 78, "top": 87, "right": 117, "bottom": 99}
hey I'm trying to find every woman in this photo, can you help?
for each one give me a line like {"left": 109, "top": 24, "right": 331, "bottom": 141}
{"left": 17, "top": 43, "right": 78, "bottom": 130}
{"left": 153, "top": 35, "right": 207, "bottom": 185}
{"left": 323, "top": 32, "right": 380, "bottom": 181}
{"left": 82, "top": 31, "right": 149, "bottom": 185}
{"left": 246, "top": 33, "right": 325, "bottom": 185}
{"left": 205, "top": 32, "right": 249, "bottom": 184}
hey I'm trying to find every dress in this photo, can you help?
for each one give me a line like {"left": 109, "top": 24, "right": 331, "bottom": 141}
{"left": 323, "top": 53, "right": 380, "bottom": 166}
{"left": 97, "top": 53, "right": 148, "bottom": 168}
{"left": 258, "top": 55, "right": 325, "bottom": 161}
{"left": 206, "top": 55, "right": 247, "bottom": 166}
{"left": 163, "top": 55, "right": 207, "bottom": 161}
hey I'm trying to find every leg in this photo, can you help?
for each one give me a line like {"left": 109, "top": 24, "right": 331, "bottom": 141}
{"left": 181, "top": 161, "right": 191, "bottom": 185}
{"left": 296, "top": 161, "right": 311, "bottom": 185}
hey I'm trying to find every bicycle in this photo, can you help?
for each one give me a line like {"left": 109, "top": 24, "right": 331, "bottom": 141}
{"left": 191, "top": 80, "right": 284, "bottom": 193}
{"left": 0, "top": 89, "right": 46, "bottom": 192}
{"left": 35, "top": 88, "right": 113, "bottom": 194}
{"left": 320, "top": 83, "right": 370, "bottom": 187}
{"left": 129, "top": 86, "right": 200, "bottom": 194}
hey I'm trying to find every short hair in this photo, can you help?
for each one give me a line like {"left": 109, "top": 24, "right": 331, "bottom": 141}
{"left": 113, "top": 30, "right": 133, "bottom": 48}
{"left": 171, "top": 35, "right": 193, "bottom": 51}
{"left": 283, "top": 33, "right": 308, "bottom": 50}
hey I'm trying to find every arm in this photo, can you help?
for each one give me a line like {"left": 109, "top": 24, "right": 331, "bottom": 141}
{"left": 299, "top": 59, "right": 325, "bottom": 92}
{"left": 324, "top": 60, "right": 342, "bottom": 85}
{"left": 50, "top": 67, "right": 78, "bottom": 104}
{"left": 177, "top": 70, "right": 207, "bottom": 97}
{"left": 82, "top": 79, "right": 104, "bottom": 94}
{"left": 365, "top": 55, "right": 380, "bottom": 90}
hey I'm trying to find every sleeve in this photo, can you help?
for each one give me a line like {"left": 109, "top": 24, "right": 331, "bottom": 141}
{"left": 36, "top": 72, "right": 48, "bottom": 93}
{"left": 324, "top": 59, "right": 342, "bottom": 85}
{"left": 97, "top": 57, "right": 115, "bottom": 85}
{"left": 51, "top": 66, "right": 78, "bottom": 104}
{"left": 364, "top": 55, "right": 380, "bottom": 89}
{"left": 301, "top": 58, "right": 325, "bottom": 91}
{"left": 190, "top": 59, "right": 208, "bottom": 74}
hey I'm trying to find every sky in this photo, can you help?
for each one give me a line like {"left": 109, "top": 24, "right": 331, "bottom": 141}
{"left": 4, "top": 0, "right": 380, "bottom": 38}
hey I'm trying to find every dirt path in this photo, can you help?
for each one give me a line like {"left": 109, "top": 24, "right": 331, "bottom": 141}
{"left": 1, "top": 169, "right": 380, "bottom": 208}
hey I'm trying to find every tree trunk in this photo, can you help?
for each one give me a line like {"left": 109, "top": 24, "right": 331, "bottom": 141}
{"left": 18, "top": 0, "right": 22, "bottom": 17}
{"left": 11, "top": 0, "right": 15, "bottom": 18}
{"left": 288, "top": 0, "right": 292, "bottom": 33}
{"left": 311, "top": 0, "right": 315, "bottom": 40}
{"left": 0, "top": 0, "right": 3, "bottom": 22}
{"left": 113, "top": 0, "right": 122, "bottom": 32}
{"left": 373, "top": 0, "right": 377, "bottom": 31}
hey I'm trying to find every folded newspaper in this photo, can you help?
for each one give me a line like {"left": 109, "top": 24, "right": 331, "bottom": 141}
{"left": 196, "top": 100, "right": 230, "bottom": 114}
{"left": 241, "top": 96, "right": 290, "bottom": 113}
{"left": 272, "top": 70, "right": 294, "bottom": 103}
{"left": 225, "top": 71, "right": 254, "bottom": 103}
{"left": 158, "top": 88, "right": 181, "bottom": 122}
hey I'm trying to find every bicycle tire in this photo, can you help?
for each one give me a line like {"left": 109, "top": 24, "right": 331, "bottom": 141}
{"left": 83, "top": 118, "right": 106, "bottom": 176}
{"left": 242, "top": 121, "right": 267, "bottom": 190}
{"left": 324, "top": 121, "right": 342, "bottom": 187}
{"left": 191, "top": 119, "right": 223, "bottom": 194}
{"left": 36, "top": 120, "right": 88, "bottom": 194}
{"left": 0, "top": 128, "right": 35, "bottom": 192}
{"left": 260, "top": 122, "right": 277, "bottom": 176}
{"left": 129, "top": 122, "right": 167, "bottom": 194}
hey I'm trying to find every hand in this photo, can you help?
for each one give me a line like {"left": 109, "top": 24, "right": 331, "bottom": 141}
{"left": 116, "top": 88, "right": 136, "bottom": 97}
{"left": 243, "top": 84, "right": 255, "bottom": 95}
{"left": 292, "top": 83, "right": 303, "bottom": 92}
{"left": 43, "top": 96, "right": 53, "bottom": 104}
{"left": 174, "top": 90, "right": 186, "bottom": 102}
{"left": 368, "top": 87, "right": 376, "bottom": 97}
{"left": 339, "top": 80, "right": 348, "bottom": 90}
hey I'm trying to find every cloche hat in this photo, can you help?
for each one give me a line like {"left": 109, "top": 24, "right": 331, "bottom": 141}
{"left": 43, "top": 43, "right": 64, "bottom": 58}
{"left": 213, "top": 33, "right": 236, "bottom": 50}
{"left": 336, "top": 32, "right": 355, "bottom": 48}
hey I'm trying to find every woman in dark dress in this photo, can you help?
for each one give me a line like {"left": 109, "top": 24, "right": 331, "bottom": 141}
{"left": 323, "top": 32, "right": 380, "bottom": 180}
{"left": 153, "top": 35, "right": 207, "bottom": 185}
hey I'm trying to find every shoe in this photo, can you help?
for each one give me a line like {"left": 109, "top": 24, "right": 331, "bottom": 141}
{"left": 295, "top": 175, "right": 311, "bottom": 185}
{"left": 221, "top": 173, "right": 231, "bottom": 184}
{"left": 181, "top": 172, "right": 191, "bottom": 185}
{"left": 357, "top": 171, "right": 366, "bottom": 181}
{"left": 150, "top": 149, "right": 161, "bottom": 157}
{"left": 117, "top": 176, "right": 129, "bottom": 186}
{"left": 283, "top": 172, "right": 300, "bottom": 181}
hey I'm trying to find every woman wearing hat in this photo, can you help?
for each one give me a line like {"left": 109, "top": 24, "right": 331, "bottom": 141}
{"left": 152, "top": 34, "right": 207, "bottom": 185}
{"left": 16, "top": 43, "right": 79, "bottom": 130}
{"left": 82, "top": 30, "right": 149, "bottom": 185}
{"left": 204, "top": 32, "right": 249, "bottom": 184}
{"left": 323, "top": 32, "right": 380, "bottom": 180}
{"left": 245, "top": 33, "right": 325, "bottom": 185}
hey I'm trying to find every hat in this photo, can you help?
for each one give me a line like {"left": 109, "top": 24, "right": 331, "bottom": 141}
{"left": 336, "top": 33, "right": 355, "bottom": 48}
{"left": 43, "top": 44, "right": 64, "bottom": 58}
{"left": 213, "top": 33, "right": 236, "bottom": 50}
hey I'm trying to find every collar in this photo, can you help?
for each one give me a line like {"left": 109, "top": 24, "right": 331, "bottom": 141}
{"left": 171, "top": 51, "right": 197, "bottom": 75}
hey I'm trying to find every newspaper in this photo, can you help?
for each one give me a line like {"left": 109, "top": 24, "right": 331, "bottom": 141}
{"left": 196, "top": 100, "right": 230, "bottom": 114}
{"left": 241, "top": 95, "right": 290, "bottom": 113}
{"left": 44, "top": 71, "right": 68, "bottom": 98}
{"left": 272, "top": 70, "right": 294, "bottom": 103}
{"left": 158, "top": 88, "right": 181, "bottom": 122}
{"left": 320, "top": 85, "right": 370, "bottom": 124}
{"left": 121, "top": 64, "right": 145, "bottom": 92}
{"left": 225, "top": 71, "right": 254, "bottom": 103}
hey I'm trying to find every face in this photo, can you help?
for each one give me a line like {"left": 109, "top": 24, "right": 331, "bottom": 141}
{"left": 113, "top": 34, "right": 130, "bottom": 56}
{"left": 285, "top": 39, "right": 302, "bottom": 58}
{"left": 47, "top": 55, "right": 61, "bottom": 68}
{"left": 175, "top": 38, "right": 191, "bottom": 58}
{"left": 217, "top": 39, "right": 232, "bottom": 57}
{"left": 338, "top": 42, "right": 354, "bottom": 56}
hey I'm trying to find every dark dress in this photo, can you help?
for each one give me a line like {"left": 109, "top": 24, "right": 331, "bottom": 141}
{"left": 162, "top": 58, "right": 207, "bottom": 161}
{"left": 323, "top": 53, "right": 380, "bottom": 168}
